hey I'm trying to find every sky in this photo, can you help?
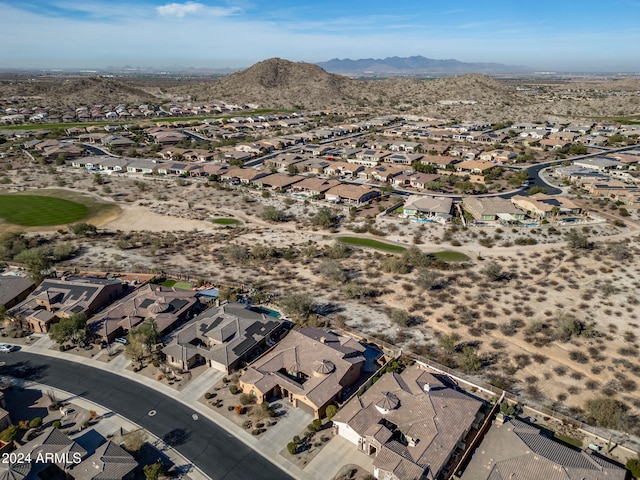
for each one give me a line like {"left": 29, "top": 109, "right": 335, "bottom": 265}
{"left": 1, "top": 0, "right": 639, "bottom": 72}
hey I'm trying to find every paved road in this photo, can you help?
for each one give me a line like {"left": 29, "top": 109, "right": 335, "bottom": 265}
{"left": 1, "top": 352, "right": 293, "bottom": 480}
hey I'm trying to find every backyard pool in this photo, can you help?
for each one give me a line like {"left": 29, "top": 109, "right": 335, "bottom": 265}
{"left": 250, "top": 306, "right": 282, "bottom": 318}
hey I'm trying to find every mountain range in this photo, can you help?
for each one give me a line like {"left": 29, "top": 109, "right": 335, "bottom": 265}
{"left": 316, "top": 55, "right": 531, "bottom": 76}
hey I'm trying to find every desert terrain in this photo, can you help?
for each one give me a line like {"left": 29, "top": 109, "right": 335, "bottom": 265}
{"left": 2, "top": 158, "right": 640, "bottom": 446}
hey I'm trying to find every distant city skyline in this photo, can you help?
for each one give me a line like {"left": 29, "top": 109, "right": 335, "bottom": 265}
{"left": 1, "top": 0, "right": 639, "bottom": 72}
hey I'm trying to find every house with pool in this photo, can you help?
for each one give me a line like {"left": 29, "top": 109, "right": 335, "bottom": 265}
{"left": 239, "top": 327, "right": 366, "bottom": 418}
{"left": 162, "top": 302, "right": 285, "bottom": 373}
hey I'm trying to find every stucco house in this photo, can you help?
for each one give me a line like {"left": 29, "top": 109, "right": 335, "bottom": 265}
{"left": 333, "top": 364, "right": 484, "bottom": 480}
{"left": 239, "top": 327, "right": 366, "bottom": 418}
{"left": 8, "top": 276, "right": 125, "bottom": 333}
{"left": 162, "top": 302, "right": 283, "bottom": 373}
{"left": 88, "top": 284, "right": 200, "bottom": 342}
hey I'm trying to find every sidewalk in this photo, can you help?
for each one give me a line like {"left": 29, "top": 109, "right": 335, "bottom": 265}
{"left": 15, "top": 336, "right": 373, "bottom": 480}
{"left": 7, "top": 378, "right": 210, "bottom": 480}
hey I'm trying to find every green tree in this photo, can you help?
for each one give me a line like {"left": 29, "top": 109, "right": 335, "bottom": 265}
{"left": 0, "top": 232, "right": 27, "bottom": 260}
{"left": 260, "top": 206, "right": 287, "bottom": 222}
{"left": 416, "top": 269, "right": 442, "bottom": 290}
{"left": 69, "top": 223, "right": 97, "bottom": 237}
{"left": 528, "top": 186, "right": 547, "bottom": 195}
{"left": 584, "top": 396, "right": 629, "bottom": 430}
{"left": 437, "top": 332, "right": 461, "bottom": 355}
{"left": 128, "top": 318, "right": 159, "bottom": 351}
{"left": 143, "top": 462, "right": 165, "bottom": 480}
{"left": 500, "top": 401, "right": 516, "bottom": 416}
{"left": 460, "top": 347, "right": 481, "bottom": 373}
{"left": 482, "top": 262, "right": 504, "bottom": 281}
{"left": 311, "top": 207, "right": 339, "bottom": 228}
{"left": 52, "top": 242, "right": 77, "bottom": 261}
{"left": 319, "top": 260, "right": 347, "bottom": 284}
{"left": 0, "top": 425, "right": 18, "bottom": 442}
{"left": 565, "top": 229, "right": 590, "bottom": 249}
{"left": 325, "top": 405, "right": 337, "bottom": 420}
{"left": 625, "top": 458, "right": 640, "bottom": 478}
{"left": 279, "top": 293, "right": 317, "bottom": 322}
{"left": 286, "top": 164, "right": 300, "bottom": 176}
{"left": 124, "top": 429, "right": 147, "bottom": 453}
{"left": 49, "top": 312, "right": 88, "bottom": 345}
{"left": 14, "top": 247, "right": 51, "bottom": 283}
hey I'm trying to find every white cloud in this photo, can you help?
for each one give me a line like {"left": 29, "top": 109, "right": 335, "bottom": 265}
{"left": 156, "top": 2, "right": 239, "bottom": 18}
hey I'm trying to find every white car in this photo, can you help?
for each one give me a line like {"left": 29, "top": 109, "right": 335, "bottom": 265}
{"left": 114, "top": 337, "right": 128, "bottom": 345}
{"left": 0, "top": 344, "right": 14, "bottom": 353}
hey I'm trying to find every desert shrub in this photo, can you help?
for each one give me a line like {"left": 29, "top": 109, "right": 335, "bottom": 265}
{"left": 584, "top": 396, "right": 629, "bottom": 430}
{"left": 325, "top": 405, "right": 337, "bottom": 420}
{"left": 28, "top": 417, "right": 43, "bottom": 429}
{"left": 0, "top": 425, "right": 18, "bottom": 442}
{"left": 626, "top": 458, "right": 640, "bottom": 478}
{"left": 229, "top": 385, "right": 240, "bottom": 395}
{"left": 568, "top": 350, "right": 589, "bottom": 363}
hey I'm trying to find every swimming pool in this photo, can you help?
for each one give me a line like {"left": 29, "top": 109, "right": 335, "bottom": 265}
{"left": 250, "top": 306, "right": 282, "bottom": 318}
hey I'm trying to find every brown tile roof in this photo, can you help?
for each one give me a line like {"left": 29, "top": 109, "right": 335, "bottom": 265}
{"left": 334, "top": 365, "right": 483, "bottom": 480}
{"left": 240, "top": 327, "right": 365, "bottom": 410}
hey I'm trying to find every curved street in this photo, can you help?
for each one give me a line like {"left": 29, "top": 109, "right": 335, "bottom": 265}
{"left": 0, "top": 351, "right": 293, "bottom": 480}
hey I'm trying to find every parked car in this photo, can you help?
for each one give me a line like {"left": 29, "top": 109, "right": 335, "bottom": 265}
{"left": 0, "top": 344, "right": 15, "bottom": 353}
{"left": 114, "top": 337, "right": 128, "bottom": 345}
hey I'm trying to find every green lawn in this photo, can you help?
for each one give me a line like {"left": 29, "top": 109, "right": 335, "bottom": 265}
{"left": 212, "top": 218, "right": 240, "bottom": 225}
{"left": 159, "top": 279, "right": 193, "bottom": 290}
{"left": 432, "top": 251, "right": 470, "bottom": 262}
{"left": 337, "top": 236, "right": 406, "bottom": 253}
{"left": 0, "top": 194, "right": 89, "bottom": 226}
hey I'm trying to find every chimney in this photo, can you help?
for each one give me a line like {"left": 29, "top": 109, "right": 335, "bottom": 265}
{"left": 423, "top": 383, "right": 431, "bottom": 393}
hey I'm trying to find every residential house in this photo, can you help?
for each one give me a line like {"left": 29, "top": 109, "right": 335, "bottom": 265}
{"left": 333, "top": 364, "right": 484, "bottom": 480}
{"left": 511, "top": 194, "right": 581, "bottom": 218}
{"left": 574, "top": 157, "right": 624, "bottom": 171}
{"left": 290, "top": 178, "right": 342, "bottom": 198}
{"left": 0, "top": 273, "right": 35, "bottom": 309}
{"left": 220, "top": 167, "right": 269, "bottom": 184}
{"left": 125, "top": 159, "right": 158, "bottom": 174}
{"left": 389, "top": 141, "right": 422, "bottom": 153}
{"left": 419, "top": 155, "right": 459, "bottom": 170}
{"left": 295, "top": 158, "right": 331, "bottom": 174}
{"left": 403, "top": 195, "right": 453, "bottom": 221}
{"left": 540, "top": 138, "right": 571, "bottom": 150}
{"left": 360, "top": 165, "right": 406, "bottom": 183}
{"left": 42, "top": 144, "right": 84, "bottom": 159}
{"left": 72, "top": 441, "right": 138, "bottom": 480}
{"left": 0, "top": 427, "right": 137, "bottom": 480}
{"left": 455, "top": 160, "right": 498, "bottom": 175}
{"left": 264, "top": 154, "right": 304, "bottom": 170}
{"left": 149, "top": 131, "right": 186, "bottom": 145}
{"left": 355, "top": 149, "right": 391, "bottom": 164}
{"left": 325, "top": 162, "right": 364, "bottom": 177}
{"left": 253, "top": 173, "right": 305, "bottom": 191}
{"left": 408, "top": 173, "right": 441, "bottom": 189}
{"left": 162, "top": 302, "right": 284, "bottom": 373}
{"left": 463, "top": 197, "right": 526, "bottom": 222}
{"left": 100, "top": 135, "right": 135, "bottom": 148}
{"left": 325, "top": 184, "right": 380, "bottom": 205}
{"left": 239, "top": 327, "right": 366, "bottom": 418}
{"left": 8, "top": 276, "right": 125, "bottom": 333}
{"left": 384, "top": 153, "right": 423, "bottom": 165}
{"left": 461, "top": 418, "right": 626, "bottom": 480}
{"left": 157, "top": 162, "right": 192, "bottom": 176}
{"left": 88, "top": 284, "right": 200, "bottom": 342}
